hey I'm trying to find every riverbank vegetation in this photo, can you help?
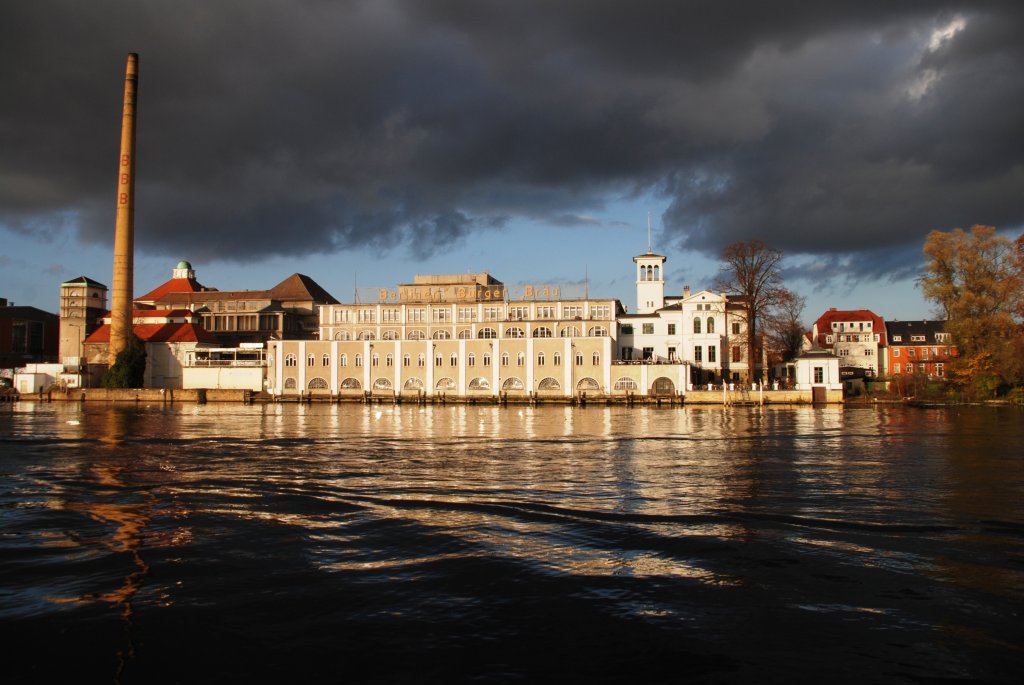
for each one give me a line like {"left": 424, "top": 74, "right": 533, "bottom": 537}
{"left": 920, "top": 225, "right": 1024, "bottom": 401}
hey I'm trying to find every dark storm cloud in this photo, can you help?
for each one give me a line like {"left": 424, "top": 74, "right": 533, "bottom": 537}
{"left": 1, "top": 1, "right": 1022, "bottom": 284}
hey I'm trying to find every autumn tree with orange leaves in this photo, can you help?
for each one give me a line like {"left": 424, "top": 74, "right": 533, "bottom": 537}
{"left": 920, "top": 225, "right": 1024, "bottom": 394}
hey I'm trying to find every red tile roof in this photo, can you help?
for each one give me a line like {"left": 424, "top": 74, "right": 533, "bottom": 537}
{"left": 85, "top": 323, "right": 219, "bottom": 345}
{"left": 137, "top": 278, "right": 209, "bottom": 302}
{"left": 811, "top": 309, "right": 887, "bottom": 348}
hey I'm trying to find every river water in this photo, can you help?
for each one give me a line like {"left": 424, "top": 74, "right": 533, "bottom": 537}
{"left": 1, "top": 402, "right": 1022, "bottom": 683}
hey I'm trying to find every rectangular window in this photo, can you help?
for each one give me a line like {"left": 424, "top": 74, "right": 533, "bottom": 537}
{"left": 590, "top": 305, "right": 610, "bottom": 319}
{"left": 642, "top": 323, "right": 654, "bottom": 335}
{"left": 731, "top": 346, "right": 741, "bottom": 363}
{"left": 694, "top": 346, "right": 703, "bottom": 363}
{"left": 708, "top": 346, "right": 716, "bottom": 363}
{"left": 893, "top": 363, "right": 901, "bottom": 373}
{"left": 408, "top": 308, "right": 425, "bottom": 323}
{"left": 432, "top": 307, "right": 451, "bottom": 322}
{"left": 457, "top": 307, "right": 477, "bottom": 322}
{"left": 865, "top": 349, "right": 873, "bottom": 356}
{"left": 509, "top": 306, "right": 529, "bottom": 320}
{"left": 907, "top": 363, "right": 914, "bottom": 373}
{"left": 908, "top": 348, "right": 915, "bottom": 358}
{"left": 893, "top": 348, "right": 900, "bottom": 357}
{"left": 563, "top": 305, "right": 583, "bottom": 318}
{"left": 667, "top": 324, "right": 676, "bottom": 335}
{"left": 536, "top": 305, "right": 555, "bottom": 319}
{"left": 814, "top": 367, "right": 824, "bottom": 384}
{"left": 936, "top": 363, "right": 944, "bottom": 377}
{"left": 484, "top": 306, "right": 504, "bottom": 321}
{"left": 642, "top": 347, "right": 654, "bottom": 360}
{"left": 732, "top": 322, "right": 741, "bottom": 335}
{"left": 668, "top": 346, "right": 676, "bottom": 361}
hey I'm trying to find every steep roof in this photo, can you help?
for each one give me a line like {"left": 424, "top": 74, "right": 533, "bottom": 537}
{"left": 268, "top": 273, "right": 339, "bottom": 304}
{"left": 811, "top": 308, "right": 886, "bottom": 347}
{"left": 85, "top": 322, "right": 218, "bottom": 345}
{"left": 137, "top": 277, "right": 209, "bottom": 302}
{"left": 884, "top": 320, "right": 948, "bottom": 345}
{"left": 61, "top": 275, "right": 107, "bottom": 288}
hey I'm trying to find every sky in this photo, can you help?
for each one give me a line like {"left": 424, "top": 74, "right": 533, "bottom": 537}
{"left": 2, "top": 1, "right": 1023, "bottom": 323}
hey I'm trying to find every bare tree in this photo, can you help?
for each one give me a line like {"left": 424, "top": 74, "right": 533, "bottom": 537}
{"left": 714, "top": 240, "right": 788, "bottom": 382}
{"left": 764, "top": 290, "right": 807, "bottom": 363}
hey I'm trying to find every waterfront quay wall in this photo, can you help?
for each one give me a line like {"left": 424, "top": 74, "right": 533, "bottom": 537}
{"left": 46, "top": 388, "right": 249, "bottom": 403}
{"left": 26, "top": 387, "right": 841, "bottom": 405}
{"left": 278, "top": 388, "right": 843, "bottom": 405}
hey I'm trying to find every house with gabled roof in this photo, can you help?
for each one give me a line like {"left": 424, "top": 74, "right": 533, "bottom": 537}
{"left": 885, "top": 320, "right": 957, "bottom": 379}
{"left": 809, "top": 308, "right": 887, "bottom": 377}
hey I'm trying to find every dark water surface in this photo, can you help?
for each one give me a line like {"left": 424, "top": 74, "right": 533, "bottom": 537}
{"left": 1, "top": 402, "right": 1022, "bottom": 683}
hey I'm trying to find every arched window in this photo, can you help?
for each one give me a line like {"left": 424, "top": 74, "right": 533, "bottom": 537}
{"left": 640, "top": 266, "right": 647, "bottom": 281}
{"left": 417, "top": 354, "right": 425, "bottom": 367}
{"left": 435, "top": 377, "right": 456, "bottom": 391}
{"left": 478, "top": 327, "right": 498, "bottom": 339}
{"left": 358, "top": 330, "right": 376, "bottom": 341}
{"left": 651, "top": 377, "right": 675, "bottom": 395}
{"left": 307, "top": 354, "right": 315, "bottom": 367}
{"left": 386, "top": 353, "right": 394, "bottom": 367}
{"left": 467, "top": 353, "right": 476, "bottom": 367}
{"left": 533, "top": 327, "right": 553, "bottom": 338}
{"left": 575, "top": 351, "right": 583, "bottom": 365}
{"left": 614, "top": 377, "right": 638, "bottom": 390}
{"left": 553, "top": 352, "right": 562, "bottom": 366}
{"left": 284, "top": 377, "right": 297, "bottom": 389}
{"left": 322, "top": 354, "right": 330, "bottom": 367}
{"left": 560, "top": 326, "right": 579, "bottom": 338}
{"left": 432, "top": 330, "right": 451, "bottom": 340}
{"left": 340, "top": 354, "right": 348, "bottom": 367}
{"left": 577, "top": 377, "right": 600, "bottom": 391}
{"left": 355, "top": 353, "right": 363, "bottom": 367}
{"left": 468, "top": 377, "right": 490, "bottom": 390}
{"left": 501, "top": 352, "right": 510, "bottom": 366}
{"left": 707, "top": 317, "right": 715, "bottom": 334}
{"left": 505, "top": 327, "right": 525, "bottom": 338}
{"left": 308, "top": 377, "right": 328, "bottom": 390}
{"left": 408, "top": 330, "right": 425, "bottom": 340}
{"left": 517, "top": 352, "right": 525, "bottom": 366}
{"left": 592, "top": 352, "right": 600, "bottom": 365}
{"left": 653, "top": 265, "right": 659, "bottom": 281}
{"left": 373, "top": 378, "right": 393, "bottom": 391}
{"left": 450, "top": 353, "right": 458, "bottom": 366}
{"left": 435, "top": 353, "right": 443, "bottom": 366}
{"left": 334, "top": 331, "right": 349, "bottom": 341}
{"left": 537, "top": 352, "right": 546, "bottom": 366}
{"left": 502, "top": 377, "right": 524, "bottom": 391}
{"left": 285, "top": 354, "right": 297, "bottom": 367}
{"left": 588, "top": 326, "right": 607, "bottom": 337}
{"left": 693, "top": 318, "right": 702, "bottom": 334}
{"left": 403, "top": 354, "right": 411, "bottom": 367}
{"left": 382, "top": 330, "right": 399, "bottom": 340}
{"left": 538, "top": 377, "right": 561, "bottom": 390}
{"left": 371, "top": 353, "right": 379, "bottom": 367}
{"left": 340, "top": 377, "right": 361, "bottom": 389}
{"left": 404, "top": 378, "right": 423, "bottom": 390}
{"left": 458, "top": 329, "right": 472, "bottom": 339}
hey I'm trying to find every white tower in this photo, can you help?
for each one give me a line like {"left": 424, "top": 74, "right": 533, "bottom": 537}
{"left": 634, "top": 250, "right": 666, "bottom": 314}
{"left": 633, "top": 214, "right": 666, "bottom": 314}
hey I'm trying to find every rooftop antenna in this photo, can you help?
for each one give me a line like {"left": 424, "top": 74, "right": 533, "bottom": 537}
{"left": 585, "top": 264, "right": 590, "bottom": 300}
{"left": 353, "top": 272, "right": 359, "bottom": 304}
{"left": 647, "top": 212, "right": 652, "bottom": 254}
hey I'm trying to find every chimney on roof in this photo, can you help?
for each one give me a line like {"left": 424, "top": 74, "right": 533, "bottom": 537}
{"left": 683, "top": 285, "right": 690, "bottom": 298}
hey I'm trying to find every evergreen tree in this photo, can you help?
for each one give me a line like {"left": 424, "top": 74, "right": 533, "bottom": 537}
{"left": 100, "top": 335, "right": 147, "bottom": 388}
